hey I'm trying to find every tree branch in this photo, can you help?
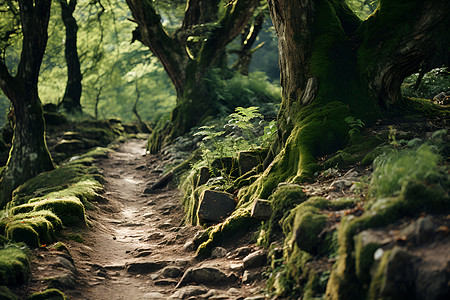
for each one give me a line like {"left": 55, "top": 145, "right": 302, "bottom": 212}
{"left": 0, "top": 60, "right": 16, "bottom": 100}
{"left": 182, "top": 0, "right": 220, "bottom": 29}
{"left": 126, "top": 0, "right": 186, "bottom": 97}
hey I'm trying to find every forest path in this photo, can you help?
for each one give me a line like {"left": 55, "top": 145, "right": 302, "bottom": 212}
{"left": 62, "top": 139, "right": 264, "bottom": 300}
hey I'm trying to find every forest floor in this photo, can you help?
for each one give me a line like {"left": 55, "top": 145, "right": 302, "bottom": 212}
{"left": 23, "top": 139, "right": 266, "bottom": 300}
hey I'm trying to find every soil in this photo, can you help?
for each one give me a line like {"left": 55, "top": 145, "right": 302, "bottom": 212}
{"left": 21, "top": 139, "right": 266, "bottom": 300}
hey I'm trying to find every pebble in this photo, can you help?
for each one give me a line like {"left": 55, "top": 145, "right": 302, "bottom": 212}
{"left": 162, "top": 266, "right": 183, "bottom": 278}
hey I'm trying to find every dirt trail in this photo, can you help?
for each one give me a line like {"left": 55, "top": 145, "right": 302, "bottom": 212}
{"left": 60, "top": 139, "right": 264, "bottom": 300}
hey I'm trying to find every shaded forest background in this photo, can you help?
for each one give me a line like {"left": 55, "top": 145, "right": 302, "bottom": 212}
{"left": 0, "top": 0, "right": 280, "bottom": 126}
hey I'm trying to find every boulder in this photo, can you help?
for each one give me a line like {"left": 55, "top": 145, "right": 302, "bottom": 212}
{"left": 251, "top": 199, "right": 272, "bottom": 220}
{"left": 197, "top": 190, "right": 235, "bottom": 223}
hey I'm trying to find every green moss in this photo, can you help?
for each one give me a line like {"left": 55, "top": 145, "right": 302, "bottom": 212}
{"left": 366, "top": 249, "right": 391, "bottom": 300}
{"left": 196, "top": 207, "right": 256, "bottom": 258}
{"left": 258, "top": 184, "right": 307, "bottom": 247}
{"left": 0, "top": 245, "right": 30, "bottom": 286}
{"left": 1, "top": 211, "right": 62, "bottom": 248}
{"left": 10, "top": 164, "right": 103, "bottom": 207}
{"left": 48, "top": 242, "right": 69, "bottom": 254}
{"left": 0, "top": 286, "right": 18, "bottom": 300}
{"left": 354, "top": 233, "right": 381, "bottom": 284}
{"left": 26, "top": 288, "right": 66, "bottom": 300}
{"left": 325, "top": 135, "right": 383, "bottom": 168}
{"left": 293, "top": 211, "right": 327, "bottom": 254}
{"left": 65, "top": 233, "right": 84, "bottom": 243}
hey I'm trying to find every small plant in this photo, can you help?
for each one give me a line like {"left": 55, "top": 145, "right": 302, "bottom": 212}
{"left": 194, "top": 106, "right": 276, "bottom": 180}
{"left": 370, "top": 143, "right": 442, "bottom": 198}
{"left": 345, "top": 116, "right": 365, "bottom": 139}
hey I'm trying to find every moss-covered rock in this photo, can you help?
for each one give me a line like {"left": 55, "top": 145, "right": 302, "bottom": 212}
{"left": 26, "top": 288, "right": 66, "bottom": 300}
{"left": 1, "top": 211, "right": 62, "bottom": 247}
{"left": 10, "top": 164, "right": 103, "bottom": 207}
{"left": 0, "top": 245, "right": 30, "bottom": 286}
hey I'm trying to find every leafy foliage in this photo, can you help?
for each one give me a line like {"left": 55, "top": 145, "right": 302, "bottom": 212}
{"left": 370, "top": 137, "right": 444, "bottom": 198}
{"left": 194, "top": 106, "right": 276, "bottom": 177}
{"left": 402, "top": 67, "right": 450, "bottom": 100}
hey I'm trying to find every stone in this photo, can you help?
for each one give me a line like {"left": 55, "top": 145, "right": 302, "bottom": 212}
{"left": 242, "top": 269, "right": 260, "bottom": 283}
{"left": 329, "top": 179, "right": 353, "bottom": 191}
{"left": 183, "top": 241, "right": 196, "bottom": 252}
{"left": 414, "top": 216, "right": 435, "bottom": 244}
{"left": 162, "top": 266, "right": 183, "bottom": 278}
{"left": 197, "top": 190, "right": 236, "bottom": 223}
{"left": 192, "top": 230, "right": 209, "bottom": 247}
{"left": 196, "top": 167, "right": 211, "bottom": 187}
{"left": 251, "top": 199, "right": 272, "bottom": 220}
{"left": 211, "top": 247, "right": 227, "bottom": 258}
{"left": 380, "top": 247, "right": 417, "bottom": 299}
{"left": 56, "top": 256, "right": 77, "bottom": 274}
{"left": 146, "top": 232, "right": 165, "bottom": 240}
{"left": 243, "top": 250, "right": 266, "bottom": 270}
{"left": 170, "top": 286, "right": 208, "bottom": 299}
{"left": 238, "top": 150, "right": 262, "bottom": 176}
{"left": 54, "top": 139, "right": 85, "bottom": 153}
{"left": 126, "top": 261, "right": 167, "bottom": 274}
{"left": 142, "top": 292, "right": 166, "bottom": 299}
{"left": 176, "top": 267, "right": 231, "bottom": 288}
{"left": 47, "top": 271, "right": 77, "bottom": 289}
{"left": 154, "top": 278, "right": 178, "bottom": 286}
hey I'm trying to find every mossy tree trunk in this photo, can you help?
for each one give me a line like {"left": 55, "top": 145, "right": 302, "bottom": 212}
{"left": 126, "top": 0, "right": 258, "bottom": 152}
{"left": 239, "top": 0, "right": 450, "bottom": 199}
{"left": 0, "top": 0, "right": 54, "bottom": 208}
{"left": 58, "top": 0, "right": 83, "bottom": 114}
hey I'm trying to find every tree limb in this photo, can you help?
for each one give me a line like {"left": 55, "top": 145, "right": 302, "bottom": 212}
{"left": 126, "top": 0, "right": 186, "bottom": 97}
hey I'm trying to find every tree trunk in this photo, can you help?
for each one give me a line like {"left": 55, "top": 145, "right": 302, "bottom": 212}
{"left": 0, "top": 0, "right": 54, "bottom": 208}
{"left": 240, "top": 0, "right": 450, "bottom": 198}
{"left": 126, "top": 0, "right": 258, "bottom": 152}
{"left": 58, "top": 0, "right": 83, "bottom": 114}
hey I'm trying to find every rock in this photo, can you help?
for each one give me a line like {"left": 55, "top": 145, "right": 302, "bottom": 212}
{"left": 47, "top": 271, "right": 77, "bottom": 289}
{"left": 233, "top": 246, "right": 253, "bottom": 258}
{"left": 54, "top": 139, "right": 85, "bottom": 153}
{"left": 415, "top": 259, "right": 450, "bottom": 300}
{"left": 143, "top": 212, "right": 155, "bottom": 219}
{"left": 243, "top": 250, "right": 266, "bottom": 270}
{"left": 329, "top": 179, "right": 353, "bottom": 191}
{"left": 238, "top": 150, "right": 262, "bottom": 176}
{"left": 251, "top": 199, "right": 272, "bottom": 220}
{"left": 415, "top": 216, "right": 435, "bottom": 244}
{"left": 147, "top": 232, "right": 165, "bottom": 240}
{"left": 197, "top": 190, "right": 236, "bottom": 223}
{"left": 227, "top": 287, "right": 240, "bottom": 296}
{"left": 162, "top": 266, "right": 183, "bottom": 278}
{"left": 170, "top": 286, "right": 208, "bottom": 299}
{"left": 154, "top": 278, "right": 178, "bottom": 286}
{"left": 135, "top": 251, "right": 152, "bottom": 258}
{"left": 192, "top": 230, "right": 209, "bottom": 247}
{"left": 211, "top": 247, "right": 227, "bottom": 258}
{"left": 379, "top": 247, "right": 417, "bottom": 299}
{"left": 126, "top": 261, "right": 167, "bottom": 274}
{"left": 183, "top": 241, "right": 196, "bottom": 252}
{"left": 242, "top": 269, "right": 261, "bottom": 283}
{"left": 196, "top": 167, "right": 210, "bottom": 187}
{"left": 176, "top": 267, "right": 231, "bottom": 288}
{"left": 56, "top": 256, "right": 77, "bottom": 274}
{"left": 142, "top": 292, "right": 166, "bottom": 299}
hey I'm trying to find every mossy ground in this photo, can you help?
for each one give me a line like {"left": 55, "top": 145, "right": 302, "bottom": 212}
{"left": 0, "top": 245, "right": 30, "bottom": 286}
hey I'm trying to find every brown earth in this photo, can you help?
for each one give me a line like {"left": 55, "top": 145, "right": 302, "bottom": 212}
{"left": 21, "top": 139, "right": 266, "bottom": 300}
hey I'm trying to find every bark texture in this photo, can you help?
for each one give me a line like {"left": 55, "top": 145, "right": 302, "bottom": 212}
{"left": 58, "top": 0, "right": 83, "bottom": 113}
{"left": 0, "top": 0, "right": 54, "bottom": 208}
{"left": 240, "top": 0, "right": 450, "bottom": 204}
{"left": 126, "top": 0, "right": 259, "bottom": 152}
